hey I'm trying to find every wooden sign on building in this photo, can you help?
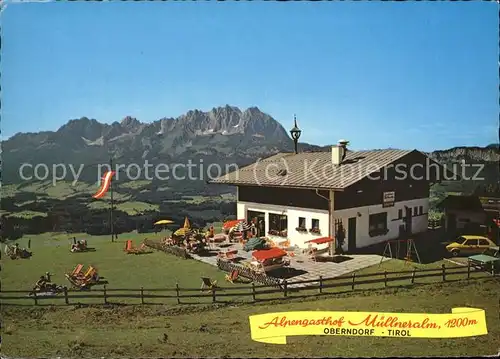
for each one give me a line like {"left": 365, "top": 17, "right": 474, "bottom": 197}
{"left": 382, "top": 191, "right": 395, "bottom": 208}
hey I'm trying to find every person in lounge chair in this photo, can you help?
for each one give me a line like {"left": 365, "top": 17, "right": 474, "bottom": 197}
{"left": 34, "top": 275, "right": 48, "bottom": 291}
{"left": 13, "top": 243, "right": 20, "bottom": 257}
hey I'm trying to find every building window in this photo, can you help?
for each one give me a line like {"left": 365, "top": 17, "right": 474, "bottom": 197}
{"left": 296, "top": 217, "right": 307, "bottom": 232}
{"left": 310, "top": 218, "right": 320, "bottom": 234}
{"left": 369, "top": 212, "right": 388, "bottom": 237}
{"left": 398, "top": 209, "right": 403, "bottom": 219}
{"left": 413, "top": 207, "right": 418, "bottom": 216}
{"left": 268, "top": 213, "right": 287, "bottom": 237}
{"left": 419, "top": 206, "right": 423, "bottom": 215}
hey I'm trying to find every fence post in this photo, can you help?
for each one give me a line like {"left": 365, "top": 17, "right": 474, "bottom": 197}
{"left": 252, "top": 282, "right": 256, "bottom": 302}
{"left": 33, "top": 291, "right": 38, "bottom": 305}
{"left": 442, "top": 264, "right": 446, "bottom": 282}
{"left": 351, "top": 273, "right": 356, "bottom": 291}
{"left": 384, "top": 271, "right": 388, "bottom": 287}
{"left": 467, "top": 260, "right": 471, "bottom": 280}
{"left": 140, "top": 287, "right": 144, "bottom": 305}
{"left": 28, "top": 239, "right": 31, "bottom": 249}
{"left": 176, "top": 283, "right": 180, "bottom": 304}
{"left": 211, "top": 287, "right": 216, "bottom": 303}
{"left": 103, "top": 284, "right": 108, "bottom": 304}
{"left": 283, "top": 280, "right": 288, "bottom": 297}
{"left": 64, "top": 287, "right": 69, "bottom": 305}
{"left": 319, "top": 275, "right": 323, "bottom": 294}
{"left": 411, "top": 269, "right": 416, "bottom": 284}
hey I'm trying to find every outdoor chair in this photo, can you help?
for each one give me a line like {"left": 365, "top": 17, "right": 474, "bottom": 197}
{"left": 279, "top": 241, "right": 290, "bottom": 249}
{"left": 124, "top": 240, "right": 134, "bottom": 251}
{"left": 217, "top": 249, "right": 238, "bottom": 261}
{"left": 200, "top": 277, "right": 218, "bottom": 291}
{"left": 83, "top": 266, "right": 96, "bottom": 280}
{"left": 70, "top": 264, "right": 84, "bottom": 277}
{"left": 309, "top": 248, "right": 318, "bottom": 262}
{"left": 225, "top": 270, "right": 239, "bottom": 284}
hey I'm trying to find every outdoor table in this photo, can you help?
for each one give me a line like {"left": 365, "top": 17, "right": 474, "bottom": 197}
{"left": 217, "top": 249, "right": 238, "bottom": 261}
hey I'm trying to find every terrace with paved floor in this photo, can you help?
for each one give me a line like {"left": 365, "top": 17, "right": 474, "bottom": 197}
{"left": 190, "top": 241, "right": 390, "bottom": 288}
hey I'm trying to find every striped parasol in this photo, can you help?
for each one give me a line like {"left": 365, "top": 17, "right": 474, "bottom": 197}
{"left": 232, "top": 221, "right": 252, "bottom": 232}
{"left": 223, "top": 219, "right": 244, "bottom": 230}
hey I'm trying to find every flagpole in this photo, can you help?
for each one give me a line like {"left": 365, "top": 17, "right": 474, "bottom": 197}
{"left": 110, "top": 157, "right": 114, "bottom": 243}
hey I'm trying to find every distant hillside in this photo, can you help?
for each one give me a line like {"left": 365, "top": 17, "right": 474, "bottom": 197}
{"left": 1, "top": 105, "right": 498, "bottom": 198}
{"left": 2, "top": 106, "right": 324, "bottom": 187}
{"left": 1, "top": 106, "right": 497, "bottom": 238}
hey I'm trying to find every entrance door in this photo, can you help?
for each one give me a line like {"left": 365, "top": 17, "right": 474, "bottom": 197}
{"left": 348, "top": 217, "right": 357, "bottom": 252}
{"left": 247, "top": 210, "right": 265, "bottom": 237}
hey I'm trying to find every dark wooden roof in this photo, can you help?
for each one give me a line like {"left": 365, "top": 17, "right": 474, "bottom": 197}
{"left": 437, "top": 195, "right": 484, "bottom": 212}
{"left": 209, "top": 149, "right": 445, "bottom": 190}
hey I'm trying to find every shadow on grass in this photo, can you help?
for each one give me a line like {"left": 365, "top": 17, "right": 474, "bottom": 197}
{"left": 71, "top": 248, "right": 97, "bottom": 252}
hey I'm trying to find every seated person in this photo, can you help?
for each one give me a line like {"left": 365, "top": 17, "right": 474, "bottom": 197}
{"left": 91, "top": 271, "right": 100, "bottom": 282}
{"left": 13, "top": 243, "right": 20, "bottom": 257}
{"left": 34, "top": 275, "right": 48, "bottom": 290}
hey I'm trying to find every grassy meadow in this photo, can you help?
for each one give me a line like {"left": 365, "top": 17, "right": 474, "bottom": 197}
{"left": 1, "top": 229, "right": 495, "bottom": 307}
{"left": 1, "top": 277, "right": 499, "bottom": 358}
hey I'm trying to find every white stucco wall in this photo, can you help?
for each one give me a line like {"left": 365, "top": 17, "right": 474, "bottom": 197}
{"left": 237, "top": 201, "right": 329, "bottom": 248}
{"left": 237, "top": 197, "right": 430, "bottom": 251}
{"left": 333, "top": 198, "right": 430, "bottom": 251}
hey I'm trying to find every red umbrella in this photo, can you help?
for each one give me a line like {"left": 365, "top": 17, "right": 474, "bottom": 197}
{"left": 222, "top": 219, "right": 244, "bottom": 230}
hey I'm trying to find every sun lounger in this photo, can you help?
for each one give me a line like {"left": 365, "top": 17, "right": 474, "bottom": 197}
{"left": 71, "top": 264, "right": 84, "bottom": 277}
{"left": 225, "top": 270, "right": 239, "bottom": 284}
{"left": 124, "top": 240, "right": 133, "bottom": 251}
{"left": 200, "top": 277, "right": 218, "bottom": 291}
{"left": 83, "top": 266, "right": 96, "bottom": 279}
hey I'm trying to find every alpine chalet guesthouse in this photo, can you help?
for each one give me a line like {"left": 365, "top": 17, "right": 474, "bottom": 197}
{"left": 209, "top": 120, "right": 447, "bottom": 253}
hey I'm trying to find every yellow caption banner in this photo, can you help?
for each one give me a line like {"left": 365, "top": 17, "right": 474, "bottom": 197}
{"left": 249, "top": 308, "right": 488, "bottom": 344}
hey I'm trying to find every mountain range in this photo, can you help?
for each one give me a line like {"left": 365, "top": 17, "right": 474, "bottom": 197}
{"left": 2, "top": 106, "right": 498, "bottom": 194}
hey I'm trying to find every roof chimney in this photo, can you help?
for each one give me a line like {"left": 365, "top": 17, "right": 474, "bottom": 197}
{"left": 332, "top": 139, "right": 349, "bottom": 165}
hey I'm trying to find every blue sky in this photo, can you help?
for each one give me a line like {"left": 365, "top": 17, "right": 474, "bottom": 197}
{"left": 2, "top": 1, "right": 498, "bottom": 151}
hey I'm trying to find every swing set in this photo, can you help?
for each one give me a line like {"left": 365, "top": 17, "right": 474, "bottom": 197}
{"left": 380, "top": 238, "right": 421, "bottom": 265}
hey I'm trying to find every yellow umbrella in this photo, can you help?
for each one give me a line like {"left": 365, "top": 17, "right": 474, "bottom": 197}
{"left": 154, "top": 220, "right": 174, "bottom": 225}
{"left": 183, "top": 217, "right": 191, "bottom": 229}
{"left": 174, "top": 227, "right": 191, "bottom": 236}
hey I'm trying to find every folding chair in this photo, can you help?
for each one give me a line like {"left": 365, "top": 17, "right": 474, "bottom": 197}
{"left": 124, "top": 240, "right": 134, "bottom": 252}
{"left": 83, "top": 266, "right": 96, "bottom": 279}
{"left": 225, "top": 270, "right": 239, "bottom": 284}
{"left": 71, "top": 264, "right": 84, "bottom": 277}
{"left": 200, "top": 277, "right": 218, "bottom": 291}
{"left": 309, "top": 248, "right": 318, "bottom": 262}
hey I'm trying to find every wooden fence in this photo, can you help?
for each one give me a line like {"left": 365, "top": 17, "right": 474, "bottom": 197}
{"left": 216, "top": 258, "right": 283, "bottom": 288}
{"left": 1, "top": 262, "right": 495, "bottom": 306}
{"left": 143, "top": 239, "right": 191, "bottom": 259}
